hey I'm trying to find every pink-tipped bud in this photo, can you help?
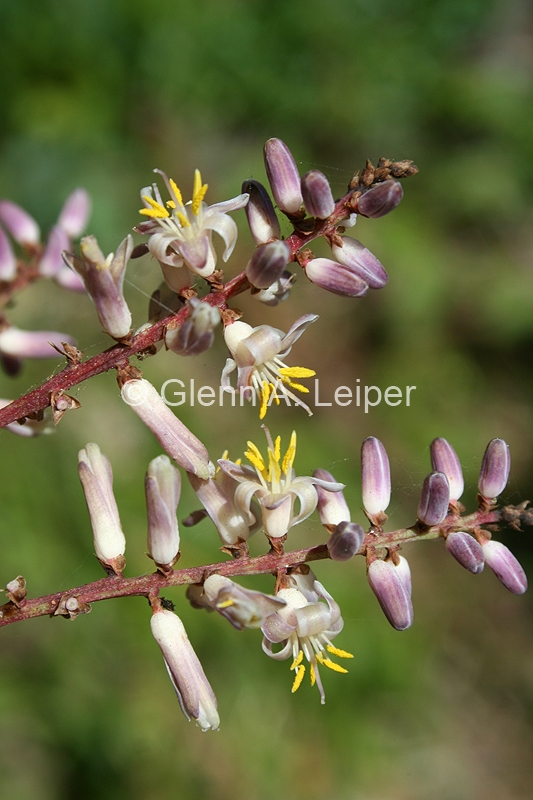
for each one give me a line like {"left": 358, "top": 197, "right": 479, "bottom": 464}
{"left": 39, "top": 225, "right": 70, "bottom": 278}
{"left": 357, "top": 180, "right": 403, "bottom": 218}
{"left": 263, "top": 138, "right": 303, "bottom": 215}
{"left": 121, "top": 379, "right": 214, "bottom": 480}
{"left": 165, "top": 298, "right": 220, "bottom": 357}
{"left": 430, "top": 438, "right": 464, "bottom": 502}
{"left": 242, "top": 179, "right": 281, "bottom": 244}
{"left": 146, "top": 455, "right": 181, "bottom": 570}
{"left": 252, "top": 270, "right": 294, "bottom": 306}
{"left": 361, "top": 437, "right": 391, "bottom": 517}
{"left": 367, "top": 557, "right": 413, "bottom": 630}
{"left": 78, "top": 443, "right": 126, "bottom": 574}
{"left": 330, "top": 237, "right": 388, "bottom": 289}
{"left": 246, "top": 240, "right": 290, "bottom": 289}
{"left": 313, "top": 468, "right": 351, "bottom": 527}
{"left": 478, "top": 439, "right": 511, "bottom": 499}
{"left": 417, "top": 472, "right": 450, "bottom": 526}
{"left": 445, "top": 531, "right": 484, "bottom": 574}
{"left": 305, "top": 257, "right": 369, "bottom": 298}
{"left": 57, "top": 188, "right": 91, "bottom": 238}
{"left": 481, "top": 539, "right": 527, "bottom": 594}
{"left": 0, "top": 201, "right": 40, "bottom": 246}
{"left": 0, "top": 327, "right": 74, "bottom": 359}
{"left": 0, "top": 226, "right": 16, "bottom": 280}
{"left": 301, "top": 170, "right": 335, "bottom": 219}
{"left": 327, "top": 521, "right": 364, "bottom": 562}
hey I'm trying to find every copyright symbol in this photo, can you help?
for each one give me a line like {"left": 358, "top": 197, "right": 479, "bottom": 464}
{"left": 121, "top": 379, "right": 150, "bottom": 407}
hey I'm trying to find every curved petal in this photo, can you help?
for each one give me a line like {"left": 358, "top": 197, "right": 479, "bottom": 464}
{"left": 262, "top": 613, "right": 295, "bottom": 644}
{"left": 217, "top": 459, "right": 256, "bottom": 483}
{"left": 221, "top": 357, "right": 237, "bottom": 387}
{"left": 207, "top": 193, "right": 249, "bottom": 214}
{"left": 148, "top": 233, "right": 184, "bottom": 267}
{"left": 234, "top": 481, "right": 265, "bottom": 524}
{"left": 237, "top": 325, "right": 284, "bottom": 366}
{"left": 279, "top": 313, "right": 319, "bottom": 354}
{"left": 179, "top": 235, "right": 209, "bottom": 273}
{"left": 202, "top": 212, "right": 238, "bottom": 262}
{"left": 289, "top": 479, "right": 319, "bottom": 525}
{"left": 314, "top": 580, "right": 341, "bottom": 626}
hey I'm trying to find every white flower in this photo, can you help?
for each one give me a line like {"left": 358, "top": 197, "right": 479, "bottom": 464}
{"left": 261, "top": 578, "right": 352, "bottom": 704}
{"left": 218, "top": 428, "right": 344, "bottom": 539}
{"left": 137, "top": 169, "right": 249, "bottom": 278}
{"left": 221, "top": 314, "right": 318, "bottom": 419}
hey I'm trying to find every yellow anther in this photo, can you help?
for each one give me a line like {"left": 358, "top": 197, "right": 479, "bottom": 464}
{"left": 326, "top": 644, "right": 354, "bottom": 659}
{"left": 290, "top": 650, "right": 304, "bottom": 670}
{"left": 259, "top": 382, "right": 271, "bottom": 420}
{"left": 278, "top": 366, "right": 316, "bottom": 379}
{"left": 140, "top": 196, "right": 169, "bottom": 219}
{"left": 268, "top": 447, "right": 281, "bottom": 483}
{"left": 321, "top": 657, "right": 348, "bottom": 674}
{"left": 274, "top": 435, "right": 281, "bottom": 464}
{"left": 169, "top": 178, "right": 183, "bottom": 207}
{"left": 291, "top": 664, "right": 306, "bottom": 693}
{"left": 244, "top": 440, "right": 266, "bottom": 475}
{"left": 285, "top": 380, "right": 309, "bottom": 393}
{"left": 309, "top": 662, "right": 316, "bottom": 686}
{"left": 176, "top": 211, "right": 191, "bottom": 228}
{"left": 192, "top": 169, "right": 208, "bottom": 215}
{"left": 166, "top": 200, "right": 176, "bottom": 209}
{"left": 281, "top": 431, "right": 297, "bottom": 474}
{"left": 216, "top": 599, "right": 234, "bottom": 609}
{"left": 235, "top": 458, "right": 242, "bottom": 466}
{"left": 221, "top": 450, "right": 229, "bottom": 461}
{"left": 193, "top": 169, "right": 202, "bottom": 200}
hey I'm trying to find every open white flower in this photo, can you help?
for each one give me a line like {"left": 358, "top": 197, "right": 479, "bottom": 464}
{"left": 218, "top": 428, "right": 343, "bottom": 539}
{"left": 261, "top": 578, "right": 352, "bottom": 704}
{"left": 137, "top": 169, "right": 248, "bottom": 278}
{"left": 221, "top": 314, "right": 318, "bottom": 419}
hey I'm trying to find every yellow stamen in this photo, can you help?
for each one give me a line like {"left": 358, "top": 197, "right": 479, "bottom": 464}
{"left": 169, "top": 178, "right": 183, "bottom": 207}
{"left": 176, "top": 211, "right": 191, "bottom": 228}
{"left": 281, "top": 431, "right": 297, "bottom": 474}
{"left": 192, "top": 169, "right": 208, "bottom": 215}
{"left": 235, "top": 458, "right": 242, "bottom": 466}
{"left": 221, "top": 450, "right": 229, "bottom": 460}
{"left": 244, "top": 440, "right": 266, "bottom": 475}
{"left": 140, "top": 196, "right": 169, "bottom": 219}
{"left": 268, "top": 448, "right": 281, "bottom": 483}
{"left": 309, "top": 662, "right": 316, "bottom": 686}
{"left": 284, "top": 380, "right": 309, "bottom": 393}
{"left": 274, "top": 435, "right": 281, "bottom": 464}
{"left": 193, "top": 169, "right": 202, "bottom": 200}
{"left": 290, "top": 650, "right": 304, "bottom": 670}
{"left": 216, "top": 599, "right": 234, "bottom": 609}
{"left": 318, "top": 655, "right": 348, "bottom": 674}
{"left": 278, "top": 366, "right": 316, "bottom": 378}
{"left": 270, "top": 383, "right": 280, "bottom": 405}
{"left": 326, "top": 644, "right": 354, "bottom": 659}
{"left": 259, "top": 383, "right": 271, "bottom": 420}
{"left": 166, "top": 200, "right": 176, "bottom": 209}
{"left": 291, "top": 664, "right": 306, "bottom": 693}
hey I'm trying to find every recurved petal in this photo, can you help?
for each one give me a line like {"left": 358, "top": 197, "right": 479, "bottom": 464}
{"left": 279, "top": 313, "right": 319, "bottom": 352}
{"left": 208, "top": 193, "right": 249, "bottom": 214}
{"left": 202, "top": 212, "right": 238, "bottom": 262}
{"left": 288, "top": 478, "right": 319, "bottom": 525}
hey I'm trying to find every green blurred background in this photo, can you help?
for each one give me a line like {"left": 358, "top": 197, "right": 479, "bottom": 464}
{"left": 1, "top": 0, "right": 533, "bottom": 798}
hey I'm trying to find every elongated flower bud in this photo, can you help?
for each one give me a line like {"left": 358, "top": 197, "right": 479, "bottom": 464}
{"left": 57, "top": 188, "right": 91, "bottom": 238}
{"left": 313, "top": 468, "right": 351, "bottom": 527}
{"left": 203, "top": 575, "right": 286, "bottom": 630}
{"left": 146, "top": 455, "right": 181, "bottom": 570}
{"left": 242, "top": 179, "right": 281, "bottom": 244}
{"left": 478, "top": 439, "right": 510, "bottom": 499}
{"left": 0, "top": 201, "right": 40, "bottom": 246}
{"left": 417, "top": 472, "right": 450, "bottom": 526}
{"left": 246, "top": 240, "right": 290, "bottom": 289}
{"left": 0, "top": 327, "right": 74, "bottom": 359}
{"left": 150, "top": 606, "right": 220, "bottom": 731}
{"left": 327, "top": 521, "right": 364, "bottom": 561}
{"left": 121, "top": 379, "right": 214, "bottom": 480}
{"left": 361, "top": 437, "right": 391, "bottom": 517}
{"left": 301, "top": 170, "right": 335, "bottom": 219}
{"left": 78, "top": 443, "right": 126, "bottom": 574}
{"left": 445, "top": 531, "right": 484, "bottom": 574}
{"left": 330, "top": 237, "right": 388, "bottom": 289}
{"left": 165, "top": 298, "right": 220, "bottom": 357}
{"left": 0, "top": 226, "right": 16, "bottom": 280}
{"left": 481, "top": 539, "right": 527, "bottom": 594}
{"left": 264, "top": 138, "right": 303, "bottom": 215}
{"left": 367, "top": 557, "right": 413, "bottom": 630}
{"left": 357, "top": 180, "right": 403, "bottom": 218}
{"left": 305, "top": 258, "right": 369, "bottom": 298}
{"left": 62, "top": 235, "right": 132, "bottom": 338}
{"left": 430, "top": 438, "right": 464, "bottom": 502}
{"left": 39, "top": 225, "right": 70, "bottom": 278}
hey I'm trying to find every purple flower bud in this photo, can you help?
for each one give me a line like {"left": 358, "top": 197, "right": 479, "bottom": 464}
{"left": 478, "top": 439, "right": 511, "bottom": 499}
{"left": 445, "top": 531, "right": 484, "bottom": 574}
{"left": 357, "top": 180, "right": 403, "bottom": 218}
{"left": 246, "top": 240, "right": 290, "bottom": 289}
{"left": 121, "top": 379, "right": 214, "bottom": 480}
{"left": 417, "top": 472, "right": 450, "bottom": 526}
{"left": 305, "top": 257, "right": 369, "bottom": 298}
{"left": 0, "top": 201, "right": 40, "bottom": 246}
{"left": 301, "top": 170, "right": 335, "bottom": 219}
{"left": 165, "top": 298, "right": 220, "bottom": 357}
{"left": 327, "top": 521, "right": 364, "bottom": 561}
{"left": 481, "top": 539, "right": 527, "bottom": 594}
{"left": 330, "top": 237, "right": 388, "bottom": 289}
{"left": 0, "top": 226, "right": 16, "bottom": 280}
{"left": 242, "top": 179, "right": 281, "bottom": 244}
{"left": 313, "top": 468, "right": 351, "bottom": 527}
{"left": 253, "top": 270, "right": 294, "bottom": 306}
{"left": 430, "top": 438, "right": 464, "bottom": 502}
{"left": 367, "top": 557, "right": 413, "bottom": 630}
{"left": 146, "top": 455, "right": 181, "bottom": 570}
{"left": 0, "top": 327, "right": 74, "bottom": 359}
{"left": 57, "top": 188, "right": 91, "bottom": 238}
{"left": 39, "top": 225, "right": 70, "bottom": 278}
{"left": 263, "top": 138, "right": 303, "bottom": 215}
{"left": 361, "top": 437, "right": 391, "bottom": 517}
